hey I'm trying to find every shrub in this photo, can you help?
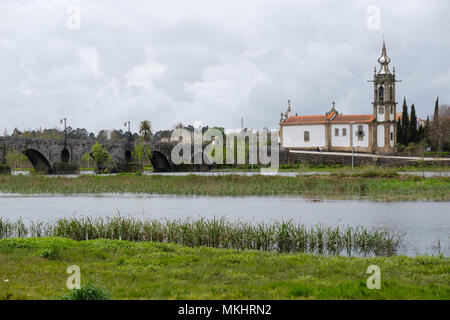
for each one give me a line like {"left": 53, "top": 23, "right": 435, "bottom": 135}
{"left": 61, "top": 282, "right": 110, "bottom": 300}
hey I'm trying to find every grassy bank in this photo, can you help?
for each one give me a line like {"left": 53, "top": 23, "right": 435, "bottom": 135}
{"left": 0, "top": 237, "right": 448, "bottom": 300}
{"left": 0, "top": 173, "right": 449, "bottom": 201}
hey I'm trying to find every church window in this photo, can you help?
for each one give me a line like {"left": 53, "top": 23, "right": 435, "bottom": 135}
{"left": 378, "top": 86, "right": 384, "bottom": 101}
{"left": 390, "top": 132, "right": 394, "bottom": 141}
{"left": 390, "top": 86, "right": 393, "bottom": 100}
{"left": 304, "top": 131, "right": 310, "bottom": 142}
{"left": 335, "top": 128, "right": 339, "bottom": 136}
{"left": 357, "top": 125, "right": 364, "bottom": 141}
{"left": 390, "top": 106, "right": 394, "bottom": 114}
{"left": 342, "top": 128, "right": 347, "bottom": 136}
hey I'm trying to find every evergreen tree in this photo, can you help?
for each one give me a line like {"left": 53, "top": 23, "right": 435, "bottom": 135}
{"left": 400, "top": 98, "right": 409, "bottom": 144}
{"left": 425, "top": 115, "right": 431, "bottom": 146}
{"left": 432, "top": 97, "right": 440, "bottom": 151}
{"left": 433, "top": 97, "right": 439, "bottom": 125}
{"left": 409, "top": 104, "right": 418, "bottom": 142}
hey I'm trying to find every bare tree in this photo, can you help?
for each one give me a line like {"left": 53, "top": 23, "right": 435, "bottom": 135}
{"left": 427, "top": 103, "right": 450, "bottom": 154}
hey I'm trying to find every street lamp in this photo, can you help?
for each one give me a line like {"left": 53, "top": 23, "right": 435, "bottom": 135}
{"left": 60, "top": 117, "right": 67, "bottom": 147}
{"left": 124, "top": 120, "right": 131, "bottom": 148}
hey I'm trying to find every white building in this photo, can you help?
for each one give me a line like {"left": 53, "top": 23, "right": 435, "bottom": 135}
{"left": 280, "top": 42, "right": 399, "bottom": 154}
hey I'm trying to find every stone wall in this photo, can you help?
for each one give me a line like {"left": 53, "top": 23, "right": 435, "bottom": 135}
{"left": 279, "top": 149, "right": 450, "bottom": 167}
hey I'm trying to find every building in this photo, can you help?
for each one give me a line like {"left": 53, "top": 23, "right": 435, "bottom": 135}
{"left": 280, "top": 41, "right": 399, "bottom": 154}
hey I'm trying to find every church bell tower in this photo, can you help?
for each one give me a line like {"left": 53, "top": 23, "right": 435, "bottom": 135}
{"left": 370, "top": 40, "right": 400, "bottom": 153}
{"left": 372, "top": 40, "right": 398, "bottom": 122}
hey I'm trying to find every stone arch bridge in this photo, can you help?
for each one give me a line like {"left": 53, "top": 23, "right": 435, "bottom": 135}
{"left": 0, "top": 137, "right": 210, "bottom": 174}
{"left": 0, "top": 137, "right": 135, "bottom": 174}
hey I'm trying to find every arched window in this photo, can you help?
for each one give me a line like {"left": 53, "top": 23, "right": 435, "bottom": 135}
{"left": 378, "top": 86, "right": 384, "bottom": 101}
{"left": 389, "top": 86, "right": 393, "bottom": 101}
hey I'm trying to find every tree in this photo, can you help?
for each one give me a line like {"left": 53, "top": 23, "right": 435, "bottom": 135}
{"left": 400, "top": 98, "right": 409, "bottom": 145}
{"left": 427, "top": 97, "right": 442, "bottom": 151}
{"left": 97, "top": 130, "right": 109, "bottom": 143}
{"left": 132, "top": 138, "right": 152, "bottom": 171}
{"left": 90, "top": 142, "right": 112, "bottom": 169}
{"left": 409, "top": 104, "right": 418, "bottom": 143}
{"left": 139, "top": 120, "right": 152, "bottom": 142}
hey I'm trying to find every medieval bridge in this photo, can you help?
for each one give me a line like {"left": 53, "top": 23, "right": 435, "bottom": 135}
{"left": 0, "top": 137, "right": 193, "bottom": 173}
{"left": 0, "top": 137, "right": 135, "bottom": 174}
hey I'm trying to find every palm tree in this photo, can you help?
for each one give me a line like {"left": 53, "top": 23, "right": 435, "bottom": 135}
{"left": 139, "top": 120, "right": 152, "bottom": 142}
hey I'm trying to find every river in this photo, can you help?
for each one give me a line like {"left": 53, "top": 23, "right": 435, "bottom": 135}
{"left": 0, "top": 193, "right": 448, "bottom": 257}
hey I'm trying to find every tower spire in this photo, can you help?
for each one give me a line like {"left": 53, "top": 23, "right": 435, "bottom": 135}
{"left": 378, "top": 38, "right": 391, "bottom": 75}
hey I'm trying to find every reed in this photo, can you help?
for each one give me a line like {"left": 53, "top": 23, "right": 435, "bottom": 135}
{"left": 0, "top": 174, "right": 448, "bottom": 201}
{"left": 0, "top": 216, "right": 404, "bottom": 256}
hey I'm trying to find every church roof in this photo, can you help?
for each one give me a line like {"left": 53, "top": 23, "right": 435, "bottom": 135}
{"left": 283, "top": 114, "right": 374, "bottom": 125}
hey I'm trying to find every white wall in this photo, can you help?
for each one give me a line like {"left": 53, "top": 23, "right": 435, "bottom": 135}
{"left": 282, "top": 125, "right": 325, "bottom": 148}
{"left": 353, "top": 124, "right": 369, "bottom": 148}
{"left": 377, "top": 124, "right": 385, "bottom": 147}
{"left": 331, "top": 124, "right": 350, "bottom": 147}
{"left": 378, "top": 109, "right": 385, "bottom": 122}
{"left": 390, "top": 125, "right": 394, "bottom": 147}
{"left": 389, "top": 108, "right": 395, "bottom": 121}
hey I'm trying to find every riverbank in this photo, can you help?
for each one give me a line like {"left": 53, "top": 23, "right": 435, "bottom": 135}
{"left": 0, "top": 173, "right": 449, "bottom": 201}
{"left": 0, "top": 237, "right": 448, "bottom": 300}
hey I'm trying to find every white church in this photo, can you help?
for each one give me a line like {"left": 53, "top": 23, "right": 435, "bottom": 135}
{"left": 280, "top": 41, "right": 398, "bottom": 154}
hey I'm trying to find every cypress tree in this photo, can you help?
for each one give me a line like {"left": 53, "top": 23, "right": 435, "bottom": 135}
{"left": 425, "top": 115, "right": 431, "bottom": 146}
{"left": 410, "top": 104, "right": 418, "bottom": 143}
{"left": 432, "top": 97, "right": 440, "bottom": 151}
{"left": 433, "top": 97, "right": 439, "bottom": 124}
{"left": 401, "top": 98, "right": 409, "bottom": 144}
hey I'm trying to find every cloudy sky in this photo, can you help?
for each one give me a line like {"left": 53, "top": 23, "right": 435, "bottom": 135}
{"left": 0, "top": 0, "right": 449, "bottom": 134}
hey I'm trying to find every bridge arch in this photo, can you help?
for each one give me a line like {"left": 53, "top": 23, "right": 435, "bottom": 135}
{"left": 61, "top": 148, "right": 70, "bottom": 162}
{"left": 125, "top": 150, "right": 132, "bottom": 162}
{"left": 150, "top": 151, "right": 172, "bottom": 172}
{"left": 23, "top": 149, "right": 52, "bottom": 173}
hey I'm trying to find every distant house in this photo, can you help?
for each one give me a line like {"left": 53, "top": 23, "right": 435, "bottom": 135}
{"left": 395, "top": 113, "right": 426, "bottom": 129}
{"left": 280, "top": 42, "right": 399, "bottom": 154}
{"left": 157, "top": 137, "right": 171, "bottom": 143}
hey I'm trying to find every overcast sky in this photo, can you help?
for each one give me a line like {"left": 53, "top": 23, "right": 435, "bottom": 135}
{"left": 0, "top": 0, "right": 449, "bottom": 134}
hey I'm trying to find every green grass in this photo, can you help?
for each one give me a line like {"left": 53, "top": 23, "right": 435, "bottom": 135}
{"left": 0, "top": 237, "right": 448, "bottom": 300}
{"left": 0, "top": 173, "right": 449, "bottom": 201}
{"left": 0, "top": 216, "right": 404, "bottom": 256}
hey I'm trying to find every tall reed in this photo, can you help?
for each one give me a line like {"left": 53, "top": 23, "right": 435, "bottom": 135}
{"left": 0, "top": 216, "right": 405, "bottom": 256}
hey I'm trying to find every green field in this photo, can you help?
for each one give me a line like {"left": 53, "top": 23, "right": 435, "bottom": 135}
{"left": 0, "top": 173, "right": 449, "bottom": 201}
{"left": 0, "top": 238, "right": 448, "bottom": 300}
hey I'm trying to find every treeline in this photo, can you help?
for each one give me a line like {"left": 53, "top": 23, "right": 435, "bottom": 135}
{"left": 397, "top": 97, "right": 449, "bottom": 152}
{"left": 8, "top": 127, "right": 140, "bottom": 142}
{"left": 396, "top": 98, "right": 425, "bottom": 145}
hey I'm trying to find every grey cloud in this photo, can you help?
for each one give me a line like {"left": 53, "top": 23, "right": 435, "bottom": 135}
{"left": 0, "top": 0, "right": 449, "bottom": 134}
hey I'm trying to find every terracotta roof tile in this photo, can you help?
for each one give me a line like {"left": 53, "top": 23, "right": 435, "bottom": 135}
{"left": 283, "top": 115, "right": 327, "bottom": 124}
{"left": 332, "top": 114, "right": 374, "bottom": 123}
{"left": 283, "top": 114, "right": 374, "bottom": 125}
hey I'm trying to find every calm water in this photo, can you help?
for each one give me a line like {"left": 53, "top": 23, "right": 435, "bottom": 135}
{"left": 0, "top": 193, "right": 448, "bottom": 257}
